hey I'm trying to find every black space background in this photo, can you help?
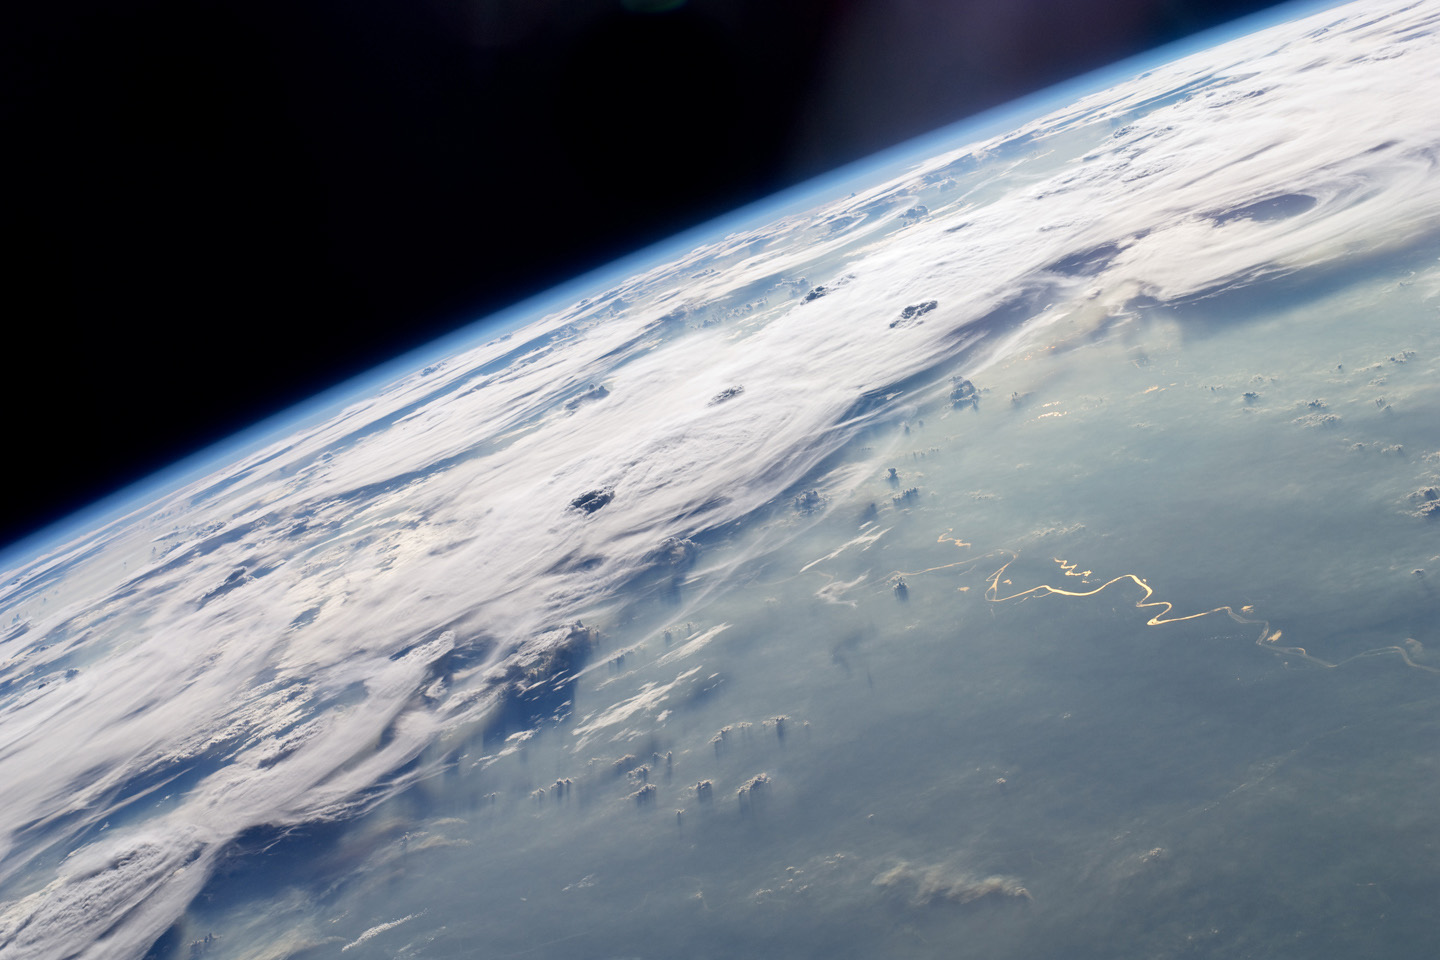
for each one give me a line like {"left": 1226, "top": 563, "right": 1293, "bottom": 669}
{"left": 4, "top": 0, "right": 1292, "bottom": 550}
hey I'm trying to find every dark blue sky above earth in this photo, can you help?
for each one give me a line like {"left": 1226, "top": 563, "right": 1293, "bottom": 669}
{"left": 3, "top": 0, "right": 1292, "bottom": 549}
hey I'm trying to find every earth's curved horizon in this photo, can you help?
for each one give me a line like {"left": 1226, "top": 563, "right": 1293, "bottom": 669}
{"left": 5, "top": 1, "right": 1440, "bottom": 958}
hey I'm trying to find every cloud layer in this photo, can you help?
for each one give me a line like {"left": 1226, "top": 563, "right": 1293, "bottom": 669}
{"left": 3, "top": 1, "right": 1440, "bottom": 956}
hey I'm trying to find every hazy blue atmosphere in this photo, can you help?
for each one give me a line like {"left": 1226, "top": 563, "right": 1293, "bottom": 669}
{"left": 4, "top": 2, "right": 1440, "bottom": 958}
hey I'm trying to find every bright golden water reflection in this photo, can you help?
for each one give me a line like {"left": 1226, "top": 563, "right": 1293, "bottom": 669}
{"left": 985, "top": 553, "right": 1438, "bottom": 674}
